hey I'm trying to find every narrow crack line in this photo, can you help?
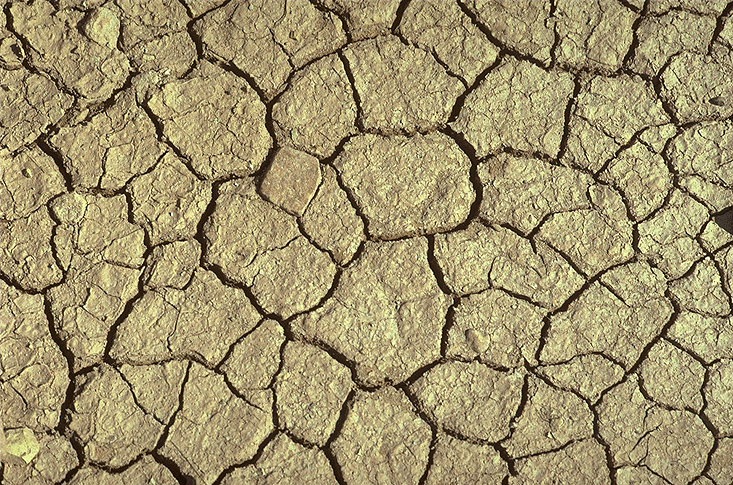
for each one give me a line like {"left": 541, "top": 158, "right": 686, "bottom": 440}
{"left": 322, "top": 389, "right": 356, "bottom": 485}
{"left": 36, "top": 136, "right": 74, "bottom": 193}
{"left": 391, "top": 0, "right": 412, "bottom": 33}
{"left": 620, "top": 2, "right": 646, "bottom": 70}
{"left": 556, "top": 73, "right": 582, "bottom": 163}
{"left": 337, "top": 49, "right": 365, "bottom": 132}
{"left": 308, "top": 0, "right": 352, "bottom": 44}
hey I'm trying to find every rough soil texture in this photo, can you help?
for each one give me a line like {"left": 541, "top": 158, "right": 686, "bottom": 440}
{"left": 1, "top": 1, "right": 733, "bottom": 484}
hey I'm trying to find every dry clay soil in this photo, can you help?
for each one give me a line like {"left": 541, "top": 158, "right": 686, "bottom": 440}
{"left": 3, "top": 0, "right": 733, "bottom": 484}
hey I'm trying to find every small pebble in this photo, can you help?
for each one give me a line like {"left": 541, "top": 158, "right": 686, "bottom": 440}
{"left": 709, "top": 96, "right": 725, "bottom": 106}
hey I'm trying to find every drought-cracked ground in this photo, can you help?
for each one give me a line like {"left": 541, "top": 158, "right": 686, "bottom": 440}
{"left": 2, "top": 0, "right": 733, "bottom": 484}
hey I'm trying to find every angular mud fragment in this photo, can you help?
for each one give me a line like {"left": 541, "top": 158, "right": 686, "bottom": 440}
{"left": 118, "top": 361, "right": 187, "bottom": 424}
{"left": 424, "top": 434, "right": 508, "bottom": 485}
{"left": 160, "top": 363, "right": 273, "bottom": 485}
{"left": 704, "top": 359, "right": 733, "bottom": 436}
{"left": 0, "top": 282, "right": 67, "bottom": 432}
{"left": 554, "top": 0, "right": 637, "bottom": 72}
{"left": 537, "top": 354, "right": 624, "bottom": 403}
{"left": 599, "top": 141, "right": 672, "bottom": 221}
{"left": 542, "top": 262, "right": 673, "bottom": 367}
{"left": 128, "top": 153, "right": 211, "bottom": 245}
{"left": 300, "top": 165, "right": 364, "bottom": 265}
{"left": 478, "top": 153, "right": 592, "bottom": 233}
{"left": 410, "top": 361, "right": 524, "bottom": 442}
{"left": 668, "top": 312, "right": 733, "bottom": 363}
{"left": 81, "top": 6, "right": 119, "bottom": 50}
{"left": 503, "top": 376, "right": 593, "bottom": 457}
{"left": 668, "top": 121, "right": 733, "bottom": 212}
{"left": 142, "top": 239, "right": 200, "bottom": 290}
{"left": 271, "top": 54, "right": 356, "bottom": 158}
{"left": 1, "top": 432, "right": 78, "bottom": 485}
{"left": 638, "top": 189, "right": 708, "bottom": 279}
{"left": 399, "top": 0, "right": 499, "bottom": 85}
{"left": 564, "top": 75, "right": 669, "bottom": 172}
{"left": 434, "top": 221, "right": 583, "bottom": 308}
{"left": 509, "top": 439, "right": 611, "bottom": 485}
{"left": 453, "top": 58, "right": 574, "bottom": 158}
{"left": 536, "top": 185, "right": 633, "bottom": 276}
{"left": 331, "top": 388, "right": 431, "bottom": 485}
{"left": 10, "top": 1, "right": 129, "bottom": 103}
{"left": 660, "top": 53, "right": 733, "bottom": 123}
{"left": 629, "top": 10, "right": 715, "bottom": 77}
{"left": 449, "top": 289, "right": 545, "bottom": 368}
{"left": 334, "top": 132, "right": 473, "bottom": 239}
{"left": 293, "top": 238, "right": 450, "bottom": 386}
{"left": 640, "top": 340, "right": 705, "bottom": 411}
{"left": 222, "top": 435, "right": 339, "bottom": 484}
{"left": 68, "top": 364, "right": 163, "bottom": 468}
{"left": 0, "top": 147, "right": 65, "bottom": 221}
{"left": 194, "top": 1, "right": 346, "bottom": 98}
{"left": 203, "top": 178, "right": 336, "bottom": 318}
{"left": 0, "top": 207, "right": 62, "bottom": 291}
{"left": 598, "top": 376, "right": 714, "bottom": 484}
{"left": 315, "top": 0, "right": 398, "bottom": 40}
{"left": 50, "top": 89, "right": 164, "bottom": 191}
{"left": 669, "top": 258, "right": 730, "bottom": 316}
{"left": 462, "top": 0, "right": 553, "bottom": 66}
{"left": 117, "top": 0, "right": 196, "bottom": 78}
{"left": 110, "top": 268, "right": 261, "bottom": 366}
{"left": 615, "top": 466, "right": 672, "bottom": 485}
{"left": 147, "top": 60, "right": 271, "bottom": 180}
{"left": 0, "top": 66, "right": 72, "bottom": 152}
{"left": 220, "top": 319, "right": 284, "bottom": 394}
{"left": 274, "top": 341, "right": 352, "bottom": 446}
{"left": 68, "top": 456, "right": 178, "bottom": 485}
{"left": 259, "top": 147, "right": 321, "bottom": 216}
{"left": 344, "top": 36, "right": 464, "bottom": 134}
{"left": 50, "top": 192, "right": 146, "bottom": 269}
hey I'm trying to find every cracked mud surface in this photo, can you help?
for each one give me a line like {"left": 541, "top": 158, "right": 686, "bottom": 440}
{"left": 1, "top": 0, "right": 733, "bottom": 484}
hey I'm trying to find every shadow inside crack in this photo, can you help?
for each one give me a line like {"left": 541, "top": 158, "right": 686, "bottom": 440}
{"left": 714, "top": 207, "right": 733, "bottom": 235}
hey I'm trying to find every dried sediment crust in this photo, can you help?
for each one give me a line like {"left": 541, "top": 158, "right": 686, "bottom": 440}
{"left": 10, "top": 1, "right": 130, "bottom": 103}
{"left": 434, "top": 221, "right": 583, "bottom": 308}
{"left": 542, "top": 262, "right": 673, "bottom": 368}
{"left": 452, "top": 58, "right": 574, "bottom": 158}
{"left": 67, "top": 456, "right": 178, "bottom": 485}
{"left": 271, "top": 54, "right": 356, "bottom": 159}
{"left": 410, "top": 361, "right": 525, "bottom": 442}
{"left": 399, "top": 0, "right": 499, "bottom": 85}
{"left": 203, "top": 178, "right": 336, "bottom": 318}
{"left": 221, "top": 433, "right": 339, "bottom": 484}
{"left": 0, "top": 147, "right": 65, "bottom": 221}
{"left": 50, "top": 89, "right": 164, "bottom": 191}
{"left": 292, "top": 238, "right": 450, "bottom": 387}
{"left": 334, "top": 132, "right": 474, "bottom": 239}
{"left": 194, "top": 0, "right": 346, "bottom": 98}
{"left": 274, "top": 341, "right": 352, "bottom": 446}
{"left": 424, "top": 434, "right": 508, "bottom": 485}
{"left": 147, "top": 60, "right": 271, "bottom": 180}
{"left": 331, "top": 387, "right": 431, "bottom": 485}
{"left": 0, "top": 282, "right": 67, "bottom": 432}
{"left": 315, "top": 0, "right": 399, "bottom": 41}
{"left": 344, "top": 35, "right": 464, "bottom": 134}
{"left": 159, "top": 363, "right": 273, "bottom": 485}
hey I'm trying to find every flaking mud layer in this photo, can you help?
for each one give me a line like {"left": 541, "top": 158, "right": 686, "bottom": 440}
{"left": 1, "top": 1, "right": 733, "bottom": 484}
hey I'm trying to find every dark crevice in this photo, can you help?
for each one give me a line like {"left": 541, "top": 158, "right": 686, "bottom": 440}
{"left": 556, "top": 74, "right": 582, "bottom": 163}
{"left": 708, "top": 1, "right": 733, "bottom": 55}
{"left": 36, "top": 137, "right": 74, "bottom": 193}
{"left": 440, "top": 297, "right": 460, "bottom": 358}
{"left": 447, "top": 54, "right": 503, "bottom": 124}
{"left": 323, "top": 389, "right": 356, "bottom": 485}
{"left": 337, "top": 50, "right": 365, "bottom": 132}
{"left": 391, "top": 0, "right": 412, "bottom": 33}
{"left": 425, "top": 235, "right": 452, "bottom": 295}
{"left": 456, "top": 0, "right": 547, "bottom": 69}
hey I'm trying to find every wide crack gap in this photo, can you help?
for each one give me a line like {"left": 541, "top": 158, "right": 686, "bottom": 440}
{"left": 708, "top": 1, "right": 733, "bottom": 55}
{"left": 337, "top": 50, "right": 365, "bottom": 132}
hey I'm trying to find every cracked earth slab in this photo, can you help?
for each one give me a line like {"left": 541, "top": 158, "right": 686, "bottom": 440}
{"left": 2, "top": 1, "right": 733, "bottom": 484}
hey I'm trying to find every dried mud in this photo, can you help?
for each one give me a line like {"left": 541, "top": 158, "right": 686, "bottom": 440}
{"left": 1, "top": 1, "right": 733, "bottom": 484}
